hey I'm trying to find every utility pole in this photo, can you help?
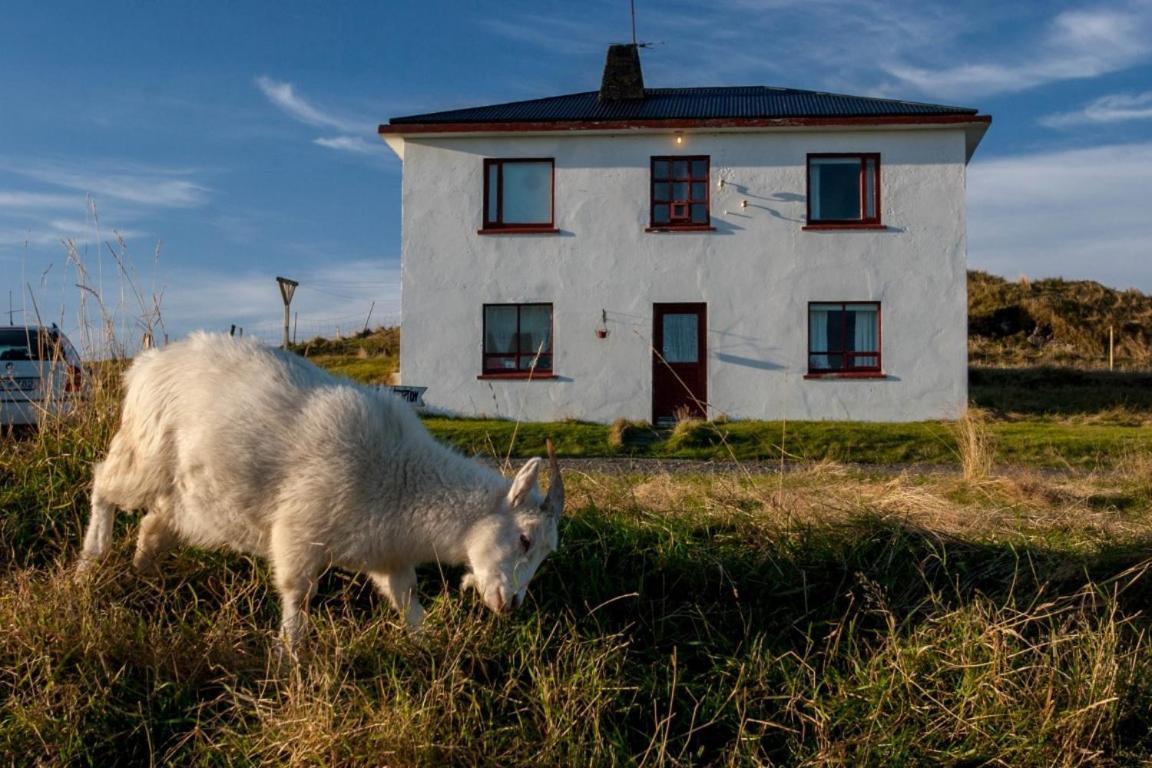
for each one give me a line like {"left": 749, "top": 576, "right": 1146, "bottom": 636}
{"left": 1109, "top": 325, "right": 1115, "bottom": 371}
{"left": 363, "top": 301, "right": 375, "bottom": 334}
{"left": 276, "top": 276, "right": 298, "bottom": 349}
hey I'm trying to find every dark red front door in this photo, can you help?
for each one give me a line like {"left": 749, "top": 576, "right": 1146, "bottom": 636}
{"left": 652, "top": 303, "right": 707, "bottom": 424}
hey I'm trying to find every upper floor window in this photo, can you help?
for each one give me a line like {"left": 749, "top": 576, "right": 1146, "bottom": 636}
{"left": 483, "top": 159, "right": 554, "bottom": 231}
{"left": 807, "top": 154, "right": 880, "bottom": 226}
{"left": 809, "top": 302, "right": 881, "bottom": 374}
{"left": 651, "top": 156, "right": 710, "bottom": 229}
{"left": 483, "top": 303, "right": 553, "bottom": 375}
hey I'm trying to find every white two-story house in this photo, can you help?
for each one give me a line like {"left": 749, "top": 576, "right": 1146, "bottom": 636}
{"left": 379, "top": 45, "right": 990, "bottom": 424}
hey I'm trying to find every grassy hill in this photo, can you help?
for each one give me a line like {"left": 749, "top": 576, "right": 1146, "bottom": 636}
{"left": 291, "top": 326, "right": 399, "bottom": 384}
{"left": 969, "top": 271, "right": 1152, "bottom": 368}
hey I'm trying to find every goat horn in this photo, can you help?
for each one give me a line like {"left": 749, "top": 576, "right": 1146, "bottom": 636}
{"left": 545, "top": 438, "right": 564, "bottom": 516}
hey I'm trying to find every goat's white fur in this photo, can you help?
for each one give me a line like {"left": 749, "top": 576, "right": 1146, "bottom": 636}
{"left": 78, "top": 333, "right": 563, "bottom": 648}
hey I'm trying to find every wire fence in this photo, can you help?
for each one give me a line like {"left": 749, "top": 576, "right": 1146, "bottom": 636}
{"left": 221, "top": 310, "right": 402, "bottom": 347}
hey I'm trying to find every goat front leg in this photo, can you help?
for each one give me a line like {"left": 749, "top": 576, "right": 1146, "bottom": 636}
{"left": 270, "top": 526, "right": 323, "bottom": 655}
{"left": 76, "top": 494, "right": 116, "bottom": 576}
{"left": 370, "top": 567, "right": 426, "bottom": 630}
{"left": 274, "top": 563, "right": 320, "bottom": 656}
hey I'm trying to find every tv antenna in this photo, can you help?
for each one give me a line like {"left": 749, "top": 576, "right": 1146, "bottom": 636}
{"left": 628, "top": 1, "right": 657, "bottom": 48}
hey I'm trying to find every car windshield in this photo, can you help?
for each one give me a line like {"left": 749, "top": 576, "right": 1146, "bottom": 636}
{"left": 0, "top": 329, "right": 64, "bottom": 362}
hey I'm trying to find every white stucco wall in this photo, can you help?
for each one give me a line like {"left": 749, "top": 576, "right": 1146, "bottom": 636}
{"left": 397, "top": 128, "right": 969, "bottom": 423}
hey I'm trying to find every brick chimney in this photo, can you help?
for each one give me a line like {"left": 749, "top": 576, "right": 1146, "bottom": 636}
{"left": 599, "top": 43, "right": 645, "bottom": 101}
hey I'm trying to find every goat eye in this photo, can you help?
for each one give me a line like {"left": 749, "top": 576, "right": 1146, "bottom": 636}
{"left": 519, "top": 533, "right": 531, "bottom": 552}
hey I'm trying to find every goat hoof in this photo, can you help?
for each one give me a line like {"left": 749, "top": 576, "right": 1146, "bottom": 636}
{"left": 73, "top": 555, "right": 99, "bottom": 581}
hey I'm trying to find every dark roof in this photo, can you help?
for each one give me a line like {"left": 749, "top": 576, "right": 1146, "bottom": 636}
{"left": 389, "top": 86, "right": 979, "bottom": 125}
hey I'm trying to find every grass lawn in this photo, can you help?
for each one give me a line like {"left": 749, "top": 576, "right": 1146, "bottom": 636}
{"left": 423, "top": 415, "right": 1152, "bottom": 469}
{"left": 410, "top": 367, "right": 1152, "bottom": 468}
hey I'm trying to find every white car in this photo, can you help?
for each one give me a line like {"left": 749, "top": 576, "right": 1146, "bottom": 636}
{"left": 0, "top": 325, "right": 85, "bottom": 428}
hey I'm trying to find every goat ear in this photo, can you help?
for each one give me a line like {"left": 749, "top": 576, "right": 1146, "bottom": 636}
{"left": 507, "top": 457, "right": 544, "bottom": 508}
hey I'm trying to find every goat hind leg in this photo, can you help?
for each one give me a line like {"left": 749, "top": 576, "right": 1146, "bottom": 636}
{"left": 133, "top": 504, "right": 179, "bottom": 575}
{"left": 77, "top": 438, "right": 138, "bottom": 574}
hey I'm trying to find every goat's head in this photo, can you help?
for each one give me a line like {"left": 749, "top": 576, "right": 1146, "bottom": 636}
{"left": 465, "top": 439, "right": 565, "bottom": 615}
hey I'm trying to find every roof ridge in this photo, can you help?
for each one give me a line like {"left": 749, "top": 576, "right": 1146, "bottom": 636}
{"left": 388, "top": 85, "right": 981, "bottom": 125}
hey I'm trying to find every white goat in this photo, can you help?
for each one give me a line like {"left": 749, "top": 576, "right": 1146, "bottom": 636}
{"left": 77, "top": 332, "right": 564, "bottom": 648}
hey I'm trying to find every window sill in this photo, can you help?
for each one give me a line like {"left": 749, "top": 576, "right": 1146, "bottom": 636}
{"left": 802, "top": 223, "right": 888, "bottom": 231}
{"left": 804, "top": 371, "right": 887, "bottom": 380}
{"left": 477, "top": 227, "right": 560, "bottom": 235}
{"left": 645, "top": 225, "right": 716, "bottom": 233}
{"left": 477, "top": 372, "right": 557, "bottom": 380}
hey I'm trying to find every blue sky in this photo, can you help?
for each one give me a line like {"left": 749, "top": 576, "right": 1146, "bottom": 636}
{"left": 2, "top": 0, "right": 1151, "bottom": 350}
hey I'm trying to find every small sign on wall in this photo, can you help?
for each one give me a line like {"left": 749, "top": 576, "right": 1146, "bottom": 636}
{"left": 377, "top": 385, "right": 428, "bottom": 408}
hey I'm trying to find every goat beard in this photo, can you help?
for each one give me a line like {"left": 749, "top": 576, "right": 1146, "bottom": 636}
{"left": 461, "top": 572, "right": 477, "bottom": 593}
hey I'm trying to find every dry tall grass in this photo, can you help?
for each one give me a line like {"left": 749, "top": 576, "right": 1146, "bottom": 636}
{"left": 954, "top": 406, "right": 996, "bottom": 483}
{"left": 8, "top": 409, "right": 1152, "bottom": 764}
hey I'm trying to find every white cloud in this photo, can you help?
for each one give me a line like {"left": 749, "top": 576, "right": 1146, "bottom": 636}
{"left": 968, "top": 142, "right": 1152, "bottom": 291}
{"left": 255, "top": 76, "right": 372, "bottom": 134}
{"left": 1042, "top": 90, "right": 1152, "bottom": 127}
{"left": 4, "top": 161, "right": 210, "bottom": 209}
{"left": 0, "top": 219, "right": 143, "bottom": 248}
{"left": 0, "top": 160, "right": 207, "bottom": 261}
{"left": 313, "top": 135, "right": 387, "bottom": 155}
{"left": 0, "top": 191, "right": 86, "bottom": 210}
{"left": 883, "top": 3, "right": 1152, "bottom": 99}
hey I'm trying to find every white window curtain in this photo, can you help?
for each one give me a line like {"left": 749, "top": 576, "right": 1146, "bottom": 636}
{"left": 850, "top": 305, "right": 877, "bottom": 351}
{"left": 809, "top": 305, "right": 832, "bottom": 369}
{"left": 485, "top": 306, "right": 517, "bottom": 355}
{"left": 850, "top": 304, "right": 878, "bottom": 367}
{"left": 662, "top": 314, "right": 698, "bottom": 363}
{"left": 502, "top": 162, "right": 551, "bottom": 224}
{"left": 519, "top": 305, "right": 552, "bottom": 362}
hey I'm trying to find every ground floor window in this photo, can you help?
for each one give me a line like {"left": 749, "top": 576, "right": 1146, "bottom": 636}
{"left": 483, "top": 303, "right": 553, "bottom": 374}
{"left": 809, "top": 302, "right": 880, "bottom": 373}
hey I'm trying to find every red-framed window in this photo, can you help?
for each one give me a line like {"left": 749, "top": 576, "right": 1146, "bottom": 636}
{"left": 651, "top": 156, "right": 710, "bottom": 228}
{"left": 483, "top": 303, "right": 553, "bottom": 374}
{"left": 483, "top": 158, "right": 554, "bottom": 230}
{"left": 806, "top": 154, "right": 880, "bottom": 226}
{"left": 808, "top": 302, "right": 881, "bottom": 373}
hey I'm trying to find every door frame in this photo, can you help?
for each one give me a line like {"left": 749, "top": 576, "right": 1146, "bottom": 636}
{"left": 652, "top": 302, "right": 707, "bottom": 424}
